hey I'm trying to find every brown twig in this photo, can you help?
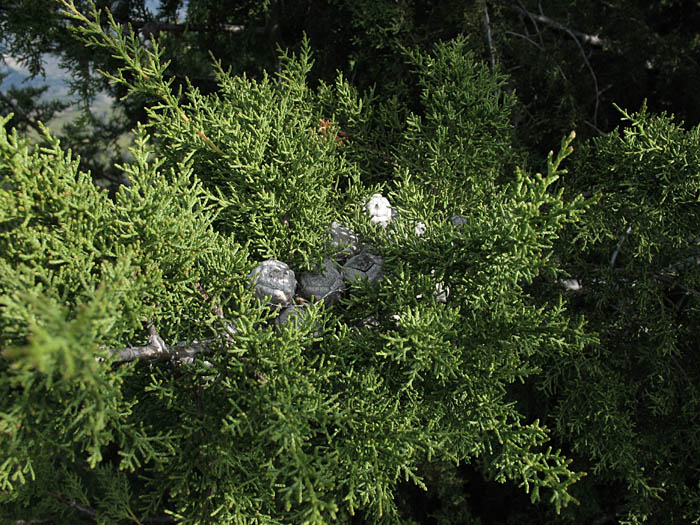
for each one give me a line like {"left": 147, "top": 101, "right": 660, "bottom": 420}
{"left": 193, "top": 281, "right": 236, "bottom": 344}
{"left": 505, "top": 30, "right": 544, "bottom": 51}
{"left": 49, "top": 491, "right": 173, "bottom": 523}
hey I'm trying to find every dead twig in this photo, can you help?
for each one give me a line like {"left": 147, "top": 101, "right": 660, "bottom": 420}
{"left": 511, "top": 3, "right": 602, "bottom": 128}
{"left": 50, "top": 493, "right": 98, "bottom": 519}
{"left": 561, "top": 25, "right": 601, "bottom": 128}
{"left": 511, "top": 5, "right": 605, "bottom": 47}
{"left": 482, "top": 3, "right": 496, "bottom": 70}
{"left": 99, "top": 282, "right": 268, "bottom": 383}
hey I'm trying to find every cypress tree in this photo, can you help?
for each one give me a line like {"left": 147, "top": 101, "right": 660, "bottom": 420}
{"left": 3, "top": 1, "right": 698, "bottom": 523}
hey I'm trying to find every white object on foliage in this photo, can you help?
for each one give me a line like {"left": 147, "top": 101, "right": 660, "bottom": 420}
{"left": 298, "top": 258, "right": 346, "bottom": 304}
{"left": 330, "top": 221, "right": 361, "bottom": 257}
{"left": 366, "top": 193, "right": 393, "bottom": 227}
{"left": 558, "top": 278, "right": 582, "bottom": 292}
{"left": 434, "top": 281, "right": 449, "bottom": 303}
{"left": 248, "top": 259, "right": 297, "bottom": 306}
{"left": 342, "top": 251, "right": 384, "bottom": 284}
{"left": 415, "top": 268, "right": 449, "bottom": 303}
{"left": 359, "top": 315, "right": 380, "bottom": 328}
{"left": 391, "top": 218, "right": 426, "bottom": 240}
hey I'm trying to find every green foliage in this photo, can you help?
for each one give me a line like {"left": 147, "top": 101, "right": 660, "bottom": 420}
{"left": 5, "top": 0, "right": 700, "bottom": 198}
{"left": 0, "top": 1, "right": 609, "bottom": 522}
{"left": 2, "top": 1, "right": 699, "bottom": 523}
{"left": 545, "top": 105, "right": 700, "bottom": 522}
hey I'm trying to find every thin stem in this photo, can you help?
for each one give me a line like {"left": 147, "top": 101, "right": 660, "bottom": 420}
{"left": 610, "top": 225, "right": 632, "bottom": 267}
{"left": 482, "top": 3, "right": 496, "bottom": 70}
{"left": 511, "top": 5, "right": 605, "bottom": 47}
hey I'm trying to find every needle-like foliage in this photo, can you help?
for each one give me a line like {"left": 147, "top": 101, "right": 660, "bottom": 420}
{"left": 8, "top": 1, "right": 679, "bottom": 523}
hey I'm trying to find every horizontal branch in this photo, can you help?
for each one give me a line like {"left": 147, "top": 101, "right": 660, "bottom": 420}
{"left": 559, "top": 259, "right": 700, "bottom": 300}
{"left": 511, "top": 5, "right": 605, "bottom": 47}
{"left": 113, "top": 17, "right": 266, "bottom": 37}
{"left": 99, "top": 281, "right": 236, "bottom": 364}
{"left": 652, "top": 272, "right": 700, "bottom": 298}
{"left": 46, "top": 490, "right": 175, "bottom": 524}
{"left": 102, "top": 325, "right": 225, "bottom": 364}
{"left": 101, "top": 297, "right": 237, "bottom": 365}
{"left": 96, "top": 281, "right": 271, "bottom": 381}
{"left": 51, "top": 492, "right": 97, "bottom": 519}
